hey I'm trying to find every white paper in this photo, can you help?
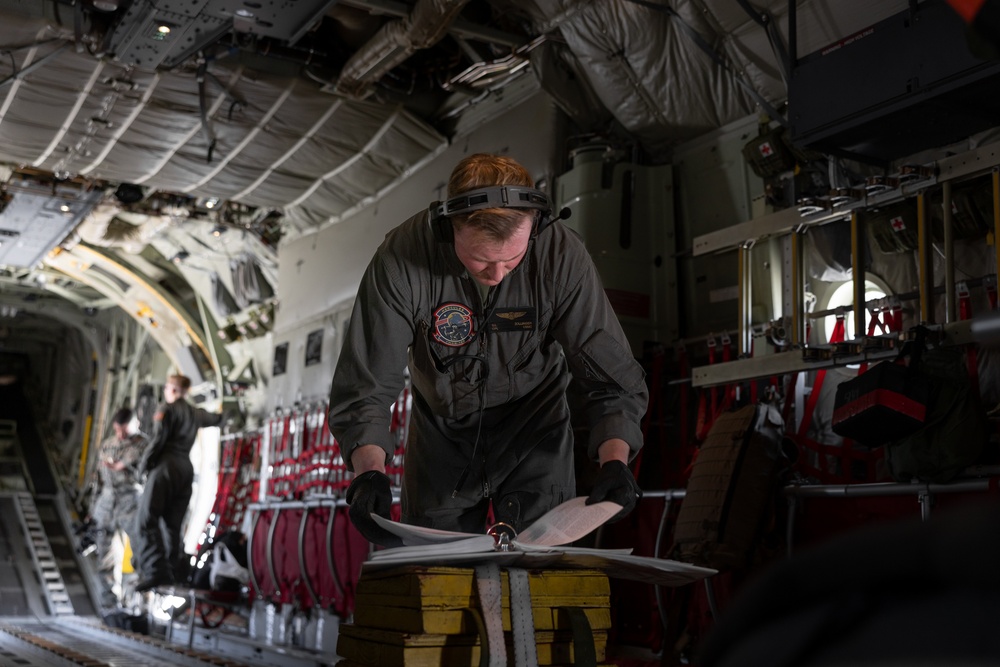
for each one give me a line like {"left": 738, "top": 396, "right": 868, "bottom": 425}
{"left": 370, "top": 516, "right": 485, "bottom": 547}
{"left": 370, "top": 496, "right": 620, "bottom": 549}
{"left": 369, "top": 534, "right": 495, "bottom": 560}
{"left": 361, "top": 547, "right": 716, "bottom": 587}
{"left": 362, "top": 496, "right": 718, "bottom": 588}
{"left": 514, "top": 497, "right": 622, "bottom": 546}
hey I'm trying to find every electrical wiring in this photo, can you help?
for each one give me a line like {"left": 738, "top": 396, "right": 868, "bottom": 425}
{"left": 230, "top": 253, "right": 274, "bottom": 309}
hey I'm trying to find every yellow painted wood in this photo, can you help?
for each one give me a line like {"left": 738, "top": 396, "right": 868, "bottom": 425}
{"left": 356, "top": 566, "right": 609, "bottom": 603}
{"left": 354, "top": 590, "right": 611, "bottom": 611}
{"left": 336, "top": 624, "right": 607, "bottom": 667}
{"left": 352, "top": 603, "right": 612, "bottom": 634}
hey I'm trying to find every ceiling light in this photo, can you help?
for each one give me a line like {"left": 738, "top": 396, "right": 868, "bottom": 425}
{"left": 205, "top": 197, "right": 219, "bottom": 209}
{"left": 59, "top": 204, "right": 71, "bottom": 213}
{"left": 235, "top": 8, "right": 254, "bottom": 18}
{"left": 170, "top": 249, "right": 190, "bottom": 264}
{"left": 211, "top": 224, "right": 227, "bottom": 237}
{"left": 151, "top": 24, "right": 175, "bottom": 41}
{"left": 93, "top": 0, "right": 119, "bottom": 10}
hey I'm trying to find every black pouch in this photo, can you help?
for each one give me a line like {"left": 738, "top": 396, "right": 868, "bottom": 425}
{"left": 885, "top": 343, "right": 987, "bottom": 483}
{"left": 831, "top": 329, "right": 931, "bottom": 447}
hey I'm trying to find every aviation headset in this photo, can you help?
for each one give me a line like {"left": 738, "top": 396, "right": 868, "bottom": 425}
{"left": 428, "top": 184, "right": 566, "bottom": 243}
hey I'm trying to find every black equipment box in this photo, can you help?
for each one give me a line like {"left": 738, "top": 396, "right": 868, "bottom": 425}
{"left": 789, "top": 0, "right": 1000, "bottom": 162}
{"left": 832, "top": 360, "right": 930, "bottom": 446}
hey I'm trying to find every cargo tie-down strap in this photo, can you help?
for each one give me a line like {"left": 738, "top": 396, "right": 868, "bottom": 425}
{"left": 475, "top": 563, "right": 536, "bottom": 667}
{"left": 472, "top": 564, "right": 598, "bottom": 667}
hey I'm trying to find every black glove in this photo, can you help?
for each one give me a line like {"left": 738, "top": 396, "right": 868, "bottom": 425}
{"left": 138, "top": 450, "right": 160, "bottom": 476}
{"left": 586, "top": 460, "right": 642, "bottom": 522}
{"left": 345, "top": 471, "right": 403, "bottom": 548}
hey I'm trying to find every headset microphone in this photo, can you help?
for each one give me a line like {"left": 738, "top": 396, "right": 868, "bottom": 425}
{"left": 532, "top": 206, "right": 571, "bottom": 237}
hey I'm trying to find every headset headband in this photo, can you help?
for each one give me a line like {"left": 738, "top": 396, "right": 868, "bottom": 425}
{"left": 429, "top": 185, "right": 551, "bottom": 219}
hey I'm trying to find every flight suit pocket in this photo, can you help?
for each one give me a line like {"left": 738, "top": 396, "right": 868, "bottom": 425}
{"left": 505, "top": 333, "right": 543, "bottom": 401}
{"left": 409, "top": 321, "right": 482, "bottom": 418}
{"left": 573, "top": 328, "right": 645, "bottom": 392}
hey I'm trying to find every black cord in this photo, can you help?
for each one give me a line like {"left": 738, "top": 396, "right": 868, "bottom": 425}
{"left": 449, "top": 281, "right": 503, "bottom": 498}
{"left": 448, "top": 356, "right": 489, "bottom": 498}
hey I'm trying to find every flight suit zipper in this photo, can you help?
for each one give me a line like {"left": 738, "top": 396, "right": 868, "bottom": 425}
{"left": 476, "top": 280, "right": 494, "bottom": 500}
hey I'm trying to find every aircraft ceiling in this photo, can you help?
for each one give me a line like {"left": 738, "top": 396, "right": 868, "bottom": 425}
{"left": 0, "top": 0, "right": 908, "bottom": 363}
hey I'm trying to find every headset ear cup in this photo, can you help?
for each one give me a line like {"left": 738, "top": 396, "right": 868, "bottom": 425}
{"left": 532, "top": 211, "right": 551, "bottom": 238}
{"left": 431, "top": 215, "right": 453, "bottom": 243}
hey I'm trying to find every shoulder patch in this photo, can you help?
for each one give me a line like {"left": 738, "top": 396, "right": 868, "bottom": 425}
{"left": 432, "top": 302, "right": 476, "bottom": 347}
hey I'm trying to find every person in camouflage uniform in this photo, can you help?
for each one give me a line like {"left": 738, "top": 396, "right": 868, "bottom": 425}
{"left": 91, "top": 407, "right": 147, "bottom": 609}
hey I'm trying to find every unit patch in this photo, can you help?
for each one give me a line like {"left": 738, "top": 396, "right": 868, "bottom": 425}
{"left": 432, "top": 302, "right": 476, "bottom": 347}
{"left": 487, "top": 308, "right": 536, "bottom": 333}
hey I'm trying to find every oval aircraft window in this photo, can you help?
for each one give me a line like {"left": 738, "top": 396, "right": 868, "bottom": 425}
{"left": 822, "top": 276, "right": 891, "bottom": 344}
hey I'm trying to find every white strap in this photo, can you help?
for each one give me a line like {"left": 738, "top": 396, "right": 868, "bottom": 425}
{"left": 507, "top": 567, "right": 538, "bottom": 667}
{"left": 474, "top": 564, "right": 507, "bottom": 667}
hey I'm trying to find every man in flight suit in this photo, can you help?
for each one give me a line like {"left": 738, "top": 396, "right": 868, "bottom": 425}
{"left": 134, "top": 374, "right": 223, "bottom": 591}
{"left": 328, "top": 153, "right": 649, "bottom": 545}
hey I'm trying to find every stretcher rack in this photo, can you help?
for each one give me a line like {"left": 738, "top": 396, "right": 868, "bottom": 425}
{"left": 691, "top": 141, "right": 1000, "bottom": 389}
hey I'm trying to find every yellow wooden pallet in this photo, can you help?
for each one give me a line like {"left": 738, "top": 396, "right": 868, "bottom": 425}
{"left": 355, "top": 566, "right": 610, "bottom": 610}
{"left": 335, "top": 662, "right": 617, "bottom": 667}
{"left": 352, "top": 603, "right": 611, "bottom": 635}
{"left": 336, "top": 623, "right": 607, "bottom": 667}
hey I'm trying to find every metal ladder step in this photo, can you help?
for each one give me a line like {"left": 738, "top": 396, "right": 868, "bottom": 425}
{"left": 15, "top": 493, "right": 74, "bottom": 616}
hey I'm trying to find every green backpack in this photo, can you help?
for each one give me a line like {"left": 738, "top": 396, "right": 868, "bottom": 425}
{"left": 884, "top": 342, "right": 987, "bottom": 483}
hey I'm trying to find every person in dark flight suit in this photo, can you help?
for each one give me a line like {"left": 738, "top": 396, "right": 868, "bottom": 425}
{"left": 134, "top": 374, "right": 223, "bottom": 591}
{"left": 328, "top": 153, "right": 649, "bottom": 545}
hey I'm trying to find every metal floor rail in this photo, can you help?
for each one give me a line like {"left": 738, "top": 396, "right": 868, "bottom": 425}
{"left": 0, "top": 616, "right": 259, "bottom": 666}
{"left": 14, "top": 492, "right": 73, "bottom": 616}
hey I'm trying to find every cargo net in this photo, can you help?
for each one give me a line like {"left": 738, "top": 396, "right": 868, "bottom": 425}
{"left": 192, "top": 429, "right": 262, "bottom": 578}
{"left": 192, "top": 431, "right": 261, "bottom": 550}
{"left": 264, "top": 386, "right": 410, "bottom": 499}
{"left": 214, "top": 431, "right": 261, "bottom": 534}
{"left": 243, "top": 387, "right": 410, "bottom": 613}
